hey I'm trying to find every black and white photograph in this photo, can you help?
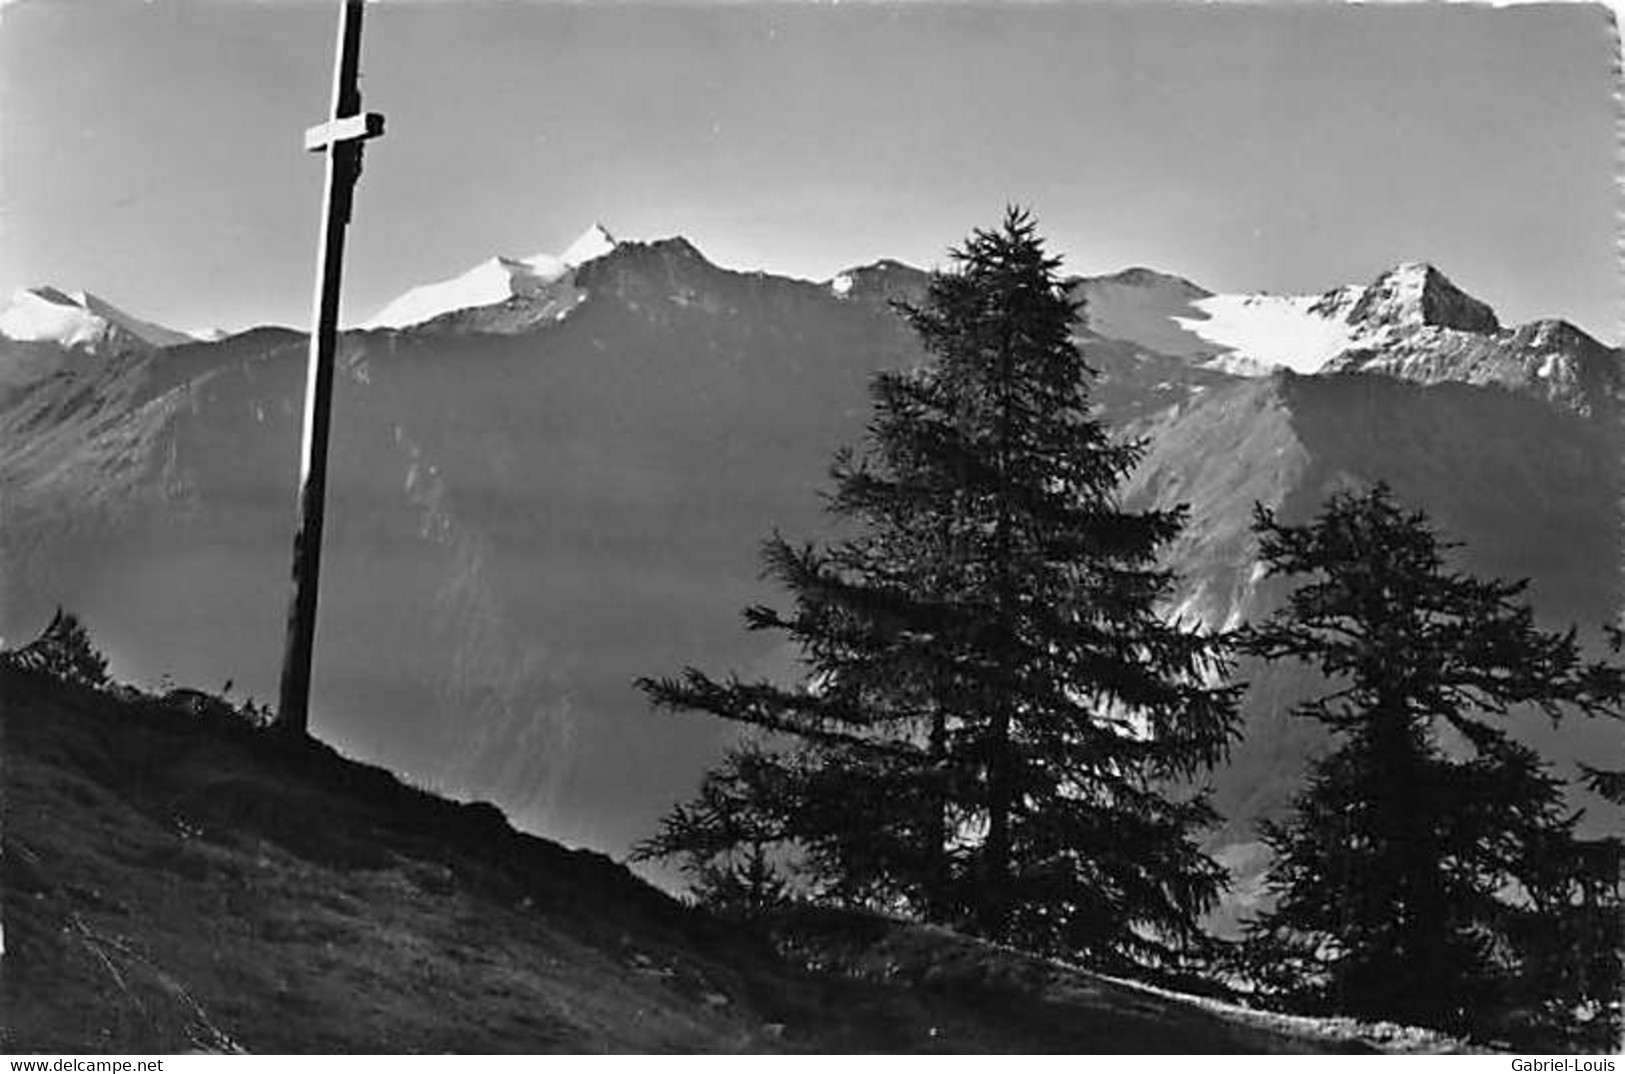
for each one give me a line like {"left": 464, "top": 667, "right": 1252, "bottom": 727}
{"left": 1, "top": 0, "right": 1621, "bottom": 1056}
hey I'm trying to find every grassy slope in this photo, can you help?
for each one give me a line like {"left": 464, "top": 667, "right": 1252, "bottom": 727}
{"left": 1, "top": 669, "right": 1453, "bottom": 1054}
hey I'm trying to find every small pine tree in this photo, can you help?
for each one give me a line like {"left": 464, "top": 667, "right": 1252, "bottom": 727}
{"left": 3, "top": 608, "right": 110, "bottom": 688}
{"left": 634, "top": 748, "right": 794, "bottom": 919}
{"left": 639, "top": 209, "right": 1241, "bottom": 971}
{"left": 1237, "top": 484, "right": 1624, "bottom": 1047}
{"left": 691, "top": 841, "right": 793, "bottom": 922}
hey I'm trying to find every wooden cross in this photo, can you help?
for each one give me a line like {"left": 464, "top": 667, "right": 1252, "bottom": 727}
{"left": 277, "top": 0, "right": 384, "bottom": 736}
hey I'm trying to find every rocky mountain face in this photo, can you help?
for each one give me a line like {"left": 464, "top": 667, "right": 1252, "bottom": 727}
{"left": 1325, "top": 311, "right": 1621, "bottom": 419}
{"left": 2, "top": 234, "right": 1619, "bottom": 878}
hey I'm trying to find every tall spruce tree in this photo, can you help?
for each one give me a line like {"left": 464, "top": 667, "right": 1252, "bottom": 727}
{"left": 637, "top": 209, "right": 1241, "bottom": 970}
{"left": 1237, "top": 485, "right": 1624, "bottom": 1047}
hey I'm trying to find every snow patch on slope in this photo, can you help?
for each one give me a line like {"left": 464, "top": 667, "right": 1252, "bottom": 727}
{"left": 558, "top": 223, "right": 617, "bottom": 267}
{"left": 1173, "top": 293, "right": 1358, "bottom": 375}
{"left": 362, "top": 224, "right": 618, "bottom": 331}
{"left": 1077, "top": 268, "right": 1361, "bottom": 375}
{"left": 1086, "top": 262, "right": 1525, "bottom": 379}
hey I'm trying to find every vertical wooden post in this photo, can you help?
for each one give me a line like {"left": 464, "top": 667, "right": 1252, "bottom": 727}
{"left": 277, "top": 0, "right": 384, "bottom": 736}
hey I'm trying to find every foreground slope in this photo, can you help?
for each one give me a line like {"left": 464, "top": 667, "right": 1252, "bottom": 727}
{"left": 2, "top": 667, "right": 1451, "bottom": 1054}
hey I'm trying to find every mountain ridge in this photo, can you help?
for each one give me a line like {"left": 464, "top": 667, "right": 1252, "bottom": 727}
{"left": 9, "top": 231, "right": 1618, "bottom": 410}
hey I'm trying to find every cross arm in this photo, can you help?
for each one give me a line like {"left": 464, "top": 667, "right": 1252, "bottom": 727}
{"left": 304, "top": 112, "right": 385, "bottom": 153}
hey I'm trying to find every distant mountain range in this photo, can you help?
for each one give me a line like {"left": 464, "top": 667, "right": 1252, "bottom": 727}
{"left": 2, "top": 228, "right": 1619, "bottom": 906}
{"left": 7, "top": 225, "right": 1617, "bottom": 403}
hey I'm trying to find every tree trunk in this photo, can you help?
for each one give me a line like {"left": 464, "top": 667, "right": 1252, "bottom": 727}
{"left": 926, "top": 706, "right": 950, "bottom": 921}
{"left": 981, "top": 313, "right": 1018, "bottom": 941}
{"left": 982, "top": 710, "right": 1013, "bottom": 939}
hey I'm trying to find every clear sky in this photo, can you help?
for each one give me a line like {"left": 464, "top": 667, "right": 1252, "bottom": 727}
{"left": 1, "top": 1, "right": 1620, "bottom": 341}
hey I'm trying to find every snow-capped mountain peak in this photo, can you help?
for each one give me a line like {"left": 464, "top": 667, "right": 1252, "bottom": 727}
{"left": 362, "top": 224, "right": 621, "bottom": 331}
{"left": 1341, "top": 261, "right": 1500, "bottom": 335}
{"left": 0, "top": 286, "right": 194, "bottom": 353}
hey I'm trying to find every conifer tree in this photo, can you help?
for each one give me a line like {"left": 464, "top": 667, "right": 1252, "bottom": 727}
{"left": 2, "top": 608, "right": 109, "bottom": 688}
{"left": 637, "top": 209, "right": 1241, "bottom": 970}
{"left": 1237, "top": 485, "right": 1624, "bottom": 1047}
